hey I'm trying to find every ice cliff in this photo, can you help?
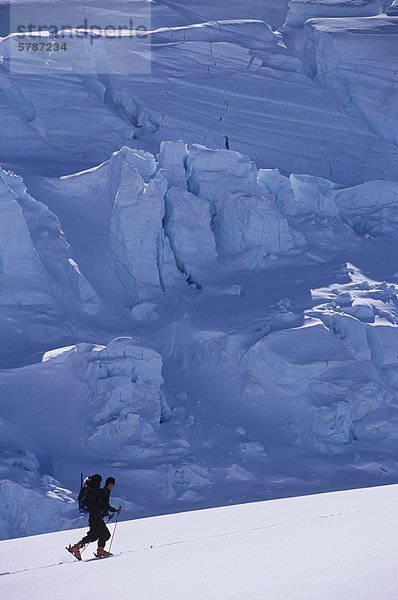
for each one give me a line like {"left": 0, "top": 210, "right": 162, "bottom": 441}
{"left": 284, "top": 0, "right": 384, "bottom": 28}
{"left": 1, "top": 17, "right": 397, "bottom": 183}
{"left": 298, "top": 16, "right": 398, "bottom": 148}
{"left": 0, "top": 168, "right": 100, "bottom": 312}
{"left": 34, "top": 144, "right": 297, "bottom": 305}
{"left": 12, "top": 143, "right": 398, "bottom": 311}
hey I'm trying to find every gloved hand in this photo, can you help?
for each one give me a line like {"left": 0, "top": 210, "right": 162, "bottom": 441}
{"left": 116, "top": 506, "right": 122, "bottom": 515}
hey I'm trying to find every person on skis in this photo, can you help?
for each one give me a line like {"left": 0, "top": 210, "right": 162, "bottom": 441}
{"left": 100, "top": 477, "right": 119, "bottom": 523}
{"left": 67, "top": 474, "right": 120, "bottom": 560}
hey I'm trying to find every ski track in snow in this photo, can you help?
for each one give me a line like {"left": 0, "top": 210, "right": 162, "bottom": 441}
{"left": 2, "top": 485, "right": 398, "bottom": 599}
{"left": 0, "top": 506, "right": 381, "bottom": 576}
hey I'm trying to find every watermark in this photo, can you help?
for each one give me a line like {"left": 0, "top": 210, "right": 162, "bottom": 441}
{"left": 3, "top": 1, "right": 152, "bottom": 75}
{"left": 16, "top": 18, "right": 149, "bottom": 45}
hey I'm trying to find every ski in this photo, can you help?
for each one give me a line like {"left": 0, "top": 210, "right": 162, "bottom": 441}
{"left": 93, "top": 552, "right": 113, "bottom": 559}
{"left": 66, "top": 546, "right": 82, "bottom": 561}
{"left": 66, "top": 546, "right": 117, "bottom": 562}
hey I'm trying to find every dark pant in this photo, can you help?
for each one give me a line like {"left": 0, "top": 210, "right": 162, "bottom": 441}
{"left": 79, "top": 513, "right": 111, "bottom": 547}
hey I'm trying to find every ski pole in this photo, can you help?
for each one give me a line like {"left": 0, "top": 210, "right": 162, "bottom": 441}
{"left": 108, "top": 506, "right": 122, "bottom": 553}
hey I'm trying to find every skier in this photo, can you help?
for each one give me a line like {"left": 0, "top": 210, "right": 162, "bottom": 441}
{"left": 94, "top": 476, "right": 121, "bottom": 557}
{"left": 67, "top": 474, "right": 120, "bottom": 560}
{"left": 100, "top": 477, "right": 120, "bottom": 523}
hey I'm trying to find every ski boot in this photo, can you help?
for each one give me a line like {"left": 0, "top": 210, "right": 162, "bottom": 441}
{"left": 66, "top": 543, "right": 83, "bottom": 561}
{"left": 95, "top": 546, "right": 113, "bottom": 558}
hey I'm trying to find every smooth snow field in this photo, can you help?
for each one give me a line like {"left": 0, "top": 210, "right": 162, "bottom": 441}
{"left": 2, "top": 485, "right": 398, "bottom": 599}
{"left": 1, "top": 0, "right": 398, "bottom": 573}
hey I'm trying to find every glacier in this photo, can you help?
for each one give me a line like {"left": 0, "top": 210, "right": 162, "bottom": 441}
{"left": 1, "top": 17, "right": 398, "bottom": 182}
{"left": 3, "top": 138, "right": 398, "bottom": 538}
{"left": 1, "top": 0, "right": 398, "bottom": 544}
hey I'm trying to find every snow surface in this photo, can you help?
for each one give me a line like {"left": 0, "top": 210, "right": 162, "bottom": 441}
{"left": 285, "top": 0, "right": 384, "bottom": 27}
{"left": 2, "top": 0, "right": 398, "bottom": 555}
{"left": 2, "top": 484, "right": 398, "bottom": 599}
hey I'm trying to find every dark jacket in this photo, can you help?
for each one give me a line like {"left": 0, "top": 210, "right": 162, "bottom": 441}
{"left": 99, "top": 487, "right": 117, "bottom": 518}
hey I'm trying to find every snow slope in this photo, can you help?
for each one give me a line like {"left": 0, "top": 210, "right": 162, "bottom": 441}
{"left": 2, "top": 484, "right": 398, "bottom": 600}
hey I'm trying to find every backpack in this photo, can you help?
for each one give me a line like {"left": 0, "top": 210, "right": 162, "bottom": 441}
{"left": 78, "top": 473, "right": 102, "bottom": 513}
{"left": 78, "top": 477, "right": 91, "bottom": 513}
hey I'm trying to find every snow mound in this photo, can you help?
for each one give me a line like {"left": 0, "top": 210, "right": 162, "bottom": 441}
{"left": 0, "top": 475, "right": 76, "bottom": 540}
{"left": 41, "top": 337, "right": 172, "bottom": 460}
{"left": 243, "top": 313, "right": 398, "bottom": 445}
{"left": 0, "top": 337, "right": 173, "bottom": 481}
{"left": 0, "top": 447, "right": 80, "bottom": 539}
